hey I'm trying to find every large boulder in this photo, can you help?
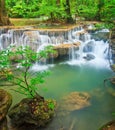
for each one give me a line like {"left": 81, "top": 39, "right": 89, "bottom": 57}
{"left": 0, "top": 89, "right": 12, "bottom": 121}
{"left": 59, "top": 92, "right": 90, "bottom": 113}
{"left": 8, "top": 96, "right": 56, "bottom": 127}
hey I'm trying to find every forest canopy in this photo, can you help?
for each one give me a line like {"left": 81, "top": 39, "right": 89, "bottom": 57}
{"left": 4, "top": 0, "right": 115, "bottom": 23}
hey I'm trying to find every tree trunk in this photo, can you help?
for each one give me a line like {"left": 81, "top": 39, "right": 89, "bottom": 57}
{"left": 56, "top": 0, "right": 60, "bottom": 5}
{"left": 0, "top": 0, "right": 12, "bottom": 26}
{"left": 65, "top": 0, "right": 74, "bottom": 24}
{"left": 96, "top": 0, "right": 104, "bottom": 21}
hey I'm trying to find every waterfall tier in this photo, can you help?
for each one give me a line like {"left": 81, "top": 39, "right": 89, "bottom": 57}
{"left": 0, "top": 26, "right": 111, "bottom": 68}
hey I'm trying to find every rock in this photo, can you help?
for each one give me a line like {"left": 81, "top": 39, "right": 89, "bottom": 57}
{"left": 59, "top": 92, "right": 90, "bottom": 112}
{"left": 50, "top": 42, "right": 80, "bottom": 59}
{"left": 110, "top": 64, "right": 115, "bottom": 72}
{"left": 99, "top": 120, "right": 115, "bottom": 130}
{"left": 75, "top": 53, "right": 80, "bottom": 59}
{"left": 0, "top": 118, "right": 8, "bottom": 130}
{"left": 8, "top": 97, "right": 56, "bottom": 127}
{"left": 0, "top": 89, "right": 12, "bottom": 121}
{"left": 92, "top": 31, "right": 109, "bottom": 41}
{"left": 110, "top": 77, "right": 115, "bottom": 85}
{"left": 22, "top": 31, "right": 41, "bottom": 51}
{"left": 83, "top": 41, "right": 95, "bottom": 52}
{"left": 83, "top": 53, "right": 95, "bottom": 61}
{"left": 110, "top": 29, "right": 115, "bottom": 63}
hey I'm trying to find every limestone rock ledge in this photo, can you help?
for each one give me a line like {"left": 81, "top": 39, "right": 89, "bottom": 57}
{"left": 48, "top": 42, "right": 80, "bottom": 59}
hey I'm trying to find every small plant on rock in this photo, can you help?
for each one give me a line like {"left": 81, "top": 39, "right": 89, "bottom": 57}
{"left": 0, "top": 45, "right": 56, "bottom": 127}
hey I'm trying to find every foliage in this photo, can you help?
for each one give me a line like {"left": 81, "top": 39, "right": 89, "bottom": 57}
{"left": 4, "top": 0, "right": 115, "bottom": 24}
{"left": 38, "top": 0, "right": 67, "bottom": 22}
{"left": 94, "top": 23, "right": 114, "bottom": 30}
{"left": 99, "top": 1, "right": 115, "bottom": 22}
{"left": 0, "top": 45, "right": 54, "bottom": 98}
{"left": 76, "top": 5, "right": 98, "bottom": 20}
{"left": 6, "top": 0, "right": 41, "bottom": 18}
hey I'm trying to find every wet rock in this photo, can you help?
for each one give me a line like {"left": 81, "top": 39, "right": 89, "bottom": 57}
{"left": 59, "top": 92, "right": 90, "bottom": 112}
{"left": 110, "top": 29, "right": 115, "bottom": 63}
{"left": 92, "top": 30, "right": 109, "bottom": 41}
{"left": 52, "top": 42, "right": 80, "bottom": 59}
{"left": 22, "top": 31, "right": 41, "bottom": 51}
{"left": 72, "top": 30, "right": 86, "bottom": 39}
{"left": 99, "top": 120, "right": 115, "bottom": 130}
{"left": 83, "top": 41, "right": 95, "bottom": 52}
{"left": 8, "top": 97, "right": 56, "bottom": 127}
{"left": 83, "top": 53, "right": 95, "bottom": 61}
{"left": 0, "top": 89, "right": 12, "bottom": 121}
{"left": 111, "top": 64, "right": 115, "bottom": 72}
{"left": 110, "top": 77, "right": 115, "bottom": 85}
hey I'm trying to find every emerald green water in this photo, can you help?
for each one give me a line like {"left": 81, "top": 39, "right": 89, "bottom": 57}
{"left": 38, "top": 63, "right": 115, "bottom": 130}
{"left": 1, "top": 63, "right": 115, "bottom": 130}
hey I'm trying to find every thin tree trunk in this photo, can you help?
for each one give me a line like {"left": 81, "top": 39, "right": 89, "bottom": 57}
{"left": 57, "top": 0, "right": 60, "bottom": 5}
{"left": 0, "top": 0, "right": 12, "bottom": 26}
{"left": 65, "top": 0, "right": 74, "bottom": 24}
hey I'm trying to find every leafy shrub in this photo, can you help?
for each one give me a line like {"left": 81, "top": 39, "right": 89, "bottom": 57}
{"left": 0, "top": 45, "right": 54, "bottom": 98}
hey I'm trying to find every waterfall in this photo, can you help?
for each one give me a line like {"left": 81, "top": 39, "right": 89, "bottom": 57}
{"left": 67, "top": 28, "right": 111, "bottom": 68}
{"left": 0, "top": 26, "right": 111, "bottom": 69}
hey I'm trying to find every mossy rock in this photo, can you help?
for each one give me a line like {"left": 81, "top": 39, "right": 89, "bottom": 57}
{"left": 99, "top": 120, "right": 115, "bottom": 130}
{"left": 0, "top": 89, "right": 12, "bottom": 121}
{"left": 8, "top": 96, "right": 56, "bottom": 127}
{"left": 111, "top": 64, "right": 115, "bottom": 72}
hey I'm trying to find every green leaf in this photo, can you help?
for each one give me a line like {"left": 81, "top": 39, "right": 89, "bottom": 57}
{"left": 48, "top": 102, "right": 55, "bottom": 109}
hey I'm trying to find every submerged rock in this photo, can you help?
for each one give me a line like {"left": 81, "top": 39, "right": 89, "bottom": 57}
{"left": 0, "top": 89, "right": 12, "bottom": 121}
{"left": 8, "top": 96, "right": 56, "bottom": 127}
{"left": 107, "top": 87, "right": 115, "bottom": 97}
{"left": 59, "top": 92, "right": 90, "bottom": 113}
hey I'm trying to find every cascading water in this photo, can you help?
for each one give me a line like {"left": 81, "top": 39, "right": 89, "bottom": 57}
{"left": 67, "top": 28, "right": 111, "bottom": 68}
{"left": 0, "top": 26, "right": 114, "bottom": 130}
{"left": 0, "top": 26, "right": 111, "bottom": 69}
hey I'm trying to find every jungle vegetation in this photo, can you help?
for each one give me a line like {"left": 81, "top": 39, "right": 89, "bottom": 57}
{"left": 0, "top": 0, "right": 115, "bottom": 25}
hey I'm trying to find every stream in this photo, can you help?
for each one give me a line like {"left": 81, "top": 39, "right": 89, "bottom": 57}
{"left": 0, "top": 25, "right": 115, "bottom": 130}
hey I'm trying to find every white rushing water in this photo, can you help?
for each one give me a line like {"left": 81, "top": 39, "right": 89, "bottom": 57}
{"left": 0, "top": 26, "right": 111, "bottom": 70}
